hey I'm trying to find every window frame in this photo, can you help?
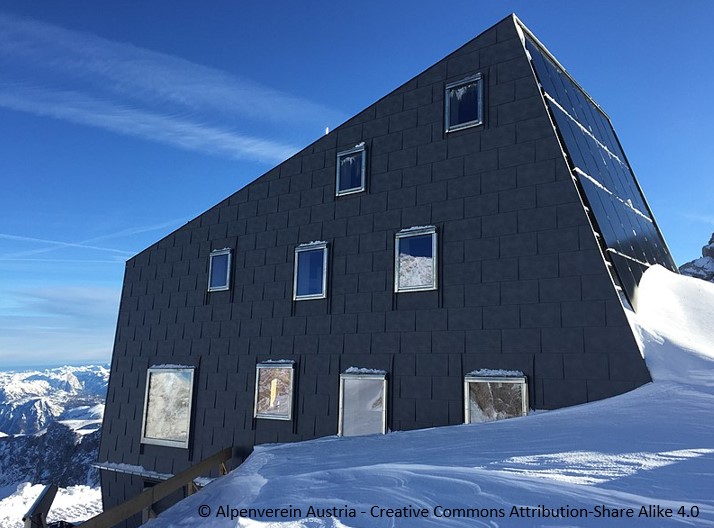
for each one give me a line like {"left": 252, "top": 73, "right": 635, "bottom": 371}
{"left": 463, "top": 374, "right": 528, "bottom": 425}
{"left": 444, "top": 73, "right": 484, "bottom": 133}
{"left": 338, "top": 371, "right": 388, "bottom": 437}
{"left": 253, "top": 362, "right": 295, "bottom": 421}
{"left": 207, "top": 248, "right": 232, "bottom": 292}
{"left": 293, "top": 241, "right": 328, "bottom": 301}
{"left": 394, "top": 226, "right": 438, "bottom": 293}
{"left": 335, "top": 144, "right": 367, "bottom": 196}
{"left": 140, "top": 366, "right": 195, "bottom": 449}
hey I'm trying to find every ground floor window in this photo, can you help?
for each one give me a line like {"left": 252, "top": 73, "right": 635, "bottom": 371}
{"left": 338, "top": 369, "right": 387, "bottom": 437}
{"left": 254, "top": 361, "right": 295, "bottom": 420}
{"left": 464, "top": 370, "right": 528, "bottom": 424}
{"left": 141, "top": 366, "right": 195, "bottom": 448}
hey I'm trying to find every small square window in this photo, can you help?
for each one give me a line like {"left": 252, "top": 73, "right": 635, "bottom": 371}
{"left": 464, "top": 371, "right": 528, "bottom": 424}
{"left": 208, "top": 249, "right": 231, "bottom": 292}
{"left": 293, "top": 242, "right": 328, "bottom": 300}
{"left": 336, "top": 144, "right": 366, "bottom": 196}
{"left": 254, "top": 362, "right": 295, "bottom": 420}
{"left": 141, "top": 366, "right": 195, "bottom": 448}
{"left": 445, "top": 74, "right": 483, "bottom": 132}
{"left": 338, "top": 369, "right": 387, "bottom": 437}
{"left": 395, "top": 226, "right": 437, "bottom": 292}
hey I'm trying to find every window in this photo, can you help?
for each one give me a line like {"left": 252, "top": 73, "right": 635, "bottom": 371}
{"left": 445, "top": 73, "right": 483, "bottom": 132}
{"left": 293, "top": 242, "right": 328, "bottom": 300}
{"left": 141, "top": 366, "right": 195, "bottom": 448}
{"left": 338, "top": 369, "right": 387, "bottom": 437}
{"left": 254, "top": 362, "right": 295, "bottom": 420}
{"left": 464, "top": 371, "right": 528, "bottom": 424}
{"left": 336, "top": 143, "right": 366, "bottom": 196}
{"left": 395, "top": 226, "right": 437, "bottom": 292}
{"left": 208, "top": 248, "right": 231, "bottom": 292}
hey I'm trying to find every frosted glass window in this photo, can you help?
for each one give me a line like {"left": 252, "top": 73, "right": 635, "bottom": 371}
{"left": 336, "top": 145, "right": 366, "bottom": 196}
{"left": 338, "top": 373, "right": 387, "bottom": 437}
{"left": 254, "top": 363, "right": 294, "bottom": 420}
{"left": 294, "top": 242, "right": 328, "bottom": 300}
{"left": 141, "top": 367, "right": 195, "bottom": 448}
{"left": 464, "top": 376, "right": 528, "bottom": 424}
{"left": 208, "top": 249, "right": 231, "bottom": 292}
{"left": 395, "top": 226, "right": 437, "bottom": 292}
{"left": 445, "top": 74, "right": 483, "bottom": 132}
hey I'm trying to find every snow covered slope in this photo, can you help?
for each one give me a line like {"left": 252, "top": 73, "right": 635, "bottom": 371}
{"left": 0, "top": 483, "right": 101, "bottom": 528}
{"left": 0, "top": 365, "right": 108, "bottom": 527}
{"left": 147, "top": 266, "right": 714, "bottom": 527}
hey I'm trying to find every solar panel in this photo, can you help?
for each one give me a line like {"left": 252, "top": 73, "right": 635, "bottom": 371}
{"left": 524, "top": 37, "right": 677, "bottom": 305}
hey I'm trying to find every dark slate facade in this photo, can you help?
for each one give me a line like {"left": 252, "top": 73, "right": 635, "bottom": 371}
{"left": 98, "top": 15, "right": 676, "bottom": 523}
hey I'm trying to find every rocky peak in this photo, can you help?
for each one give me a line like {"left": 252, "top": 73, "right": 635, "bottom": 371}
{"left": 679, "top": 232, "right": 714, "bottom": 282}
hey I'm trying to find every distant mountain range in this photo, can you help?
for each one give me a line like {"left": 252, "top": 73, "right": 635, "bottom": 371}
{"left": 0, "top": 365, "right": 108, "bottom": 493}
{"left": 679, "top": 232, "right": 714, "bottom": 282}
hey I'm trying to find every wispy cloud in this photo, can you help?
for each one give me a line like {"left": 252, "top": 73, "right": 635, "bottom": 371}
{"left": 0, "top": 218, "right": 184, "bottom": 261}
{"left": 0, "top": 12, "right": 345, "bottom": 163}
{"left": 0, "top": 232, "right": 134, "bottom": 257}
{"left": 0, "top": 286, "right": 119, "bottom": 365}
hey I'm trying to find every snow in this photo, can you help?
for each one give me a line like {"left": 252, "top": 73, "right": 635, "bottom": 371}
{"left": 629, "top": 265, "right": 714, "bottom": 387}
{"left": 0, "top": 432, "right": 7, "bottom": 438}
{"left": 146, "top": 265, "right": 714, "bottom": 527}
{"left": 0, "top": 482, "right": 101, "bottom": 528}
{"left": 344, "top": 367, "right": 386, "bottom": 375}
{"left": 95, "top": 461, "right": 172, "bottom": 480}
{"left": 467, "top": 369, "right": 524, "bottom": 377}
{"left": 397, "top": 225, "right": 435, "bottom": 233}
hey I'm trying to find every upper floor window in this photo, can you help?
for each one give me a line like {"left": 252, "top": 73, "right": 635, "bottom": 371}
{"left": 141, "top": 366, "right": 195, "bottom": 448}
{"left": 293, "top": 241, "right": 328, "bottom": 300}
{"left": 208, "top": 248, "right": 231, "bottom": 292}
{"left": 464, "top": 370, "right": 528, "bottom": 424}
{"left": 445, "top": 73, "right": 483, "bottom": 132}
{"left": 395, "top": 226, "right": 437, "bottom": 292}
{"left": 336, "top": 143, "right": 366, "bottom": 196}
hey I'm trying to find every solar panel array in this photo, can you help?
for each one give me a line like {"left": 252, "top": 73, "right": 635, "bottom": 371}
{"left": 524, "top": 36, "right": 677, "bottom": 304}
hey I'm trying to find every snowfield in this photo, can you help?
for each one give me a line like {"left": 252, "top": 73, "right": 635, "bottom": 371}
{"left": 0, "top": 483, "right": 101, "bottom": 528}
{"left": 147, "top": 266, "right": 714, "bottom": 527}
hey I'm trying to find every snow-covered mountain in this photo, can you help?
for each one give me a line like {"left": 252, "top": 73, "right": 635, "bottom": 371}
{"left": 679, "top": 232, "right": 714, "bottom": 282}
{"left": 0, "top": 421, "right": 101, "bottom": 489}
{"left": 0, "top": 365, "right": 108, "bottom": 526}
{"left": 0, "top": 364, "right": 108, "bottom": 436}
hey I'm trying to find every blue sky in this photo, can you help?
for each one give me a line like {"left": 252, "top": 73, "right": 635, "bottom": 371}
{"left": 1, "top": 1, "right": 712, "bottom": 368}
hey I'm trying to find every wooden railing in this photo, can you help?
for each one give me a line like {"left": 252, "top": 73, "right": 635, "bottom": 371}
{"left": 23, "top": 484, "right": 58, "bottom": 528}
{"left": 81, "top": 447, "right": 233, "bottom": 528}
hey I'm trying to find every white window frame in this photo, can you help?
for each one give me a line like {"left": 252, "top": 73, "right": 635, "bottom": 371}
{"left": 338, "top": 372, "right": 388, "bottom": 437}
{"left": 463, "top": 374, "right": 528, "bottom": 424}
{"left": 394, "top": 226, "right": 438, "bottom": 293}
{"left": 336, "top": 144, "right": 367, "bottom": 196}
{"left": 253, "top": 362, "right": 295, "bottom": 420}
{"left": 293, "top": 242, "right": 328, "bottom": 300}
{"left": 141, "top": 366, "right": 195, "bottom": 449}
{"left": 207, "top": 248, "right": 232, "bottom": 292}
{"left": 445, "top": 73, "right": 484, "bottom": 133}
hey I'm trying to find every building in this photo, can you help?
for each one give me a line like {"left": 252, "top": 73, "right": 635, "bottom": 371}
{"left": 97, "top": 14, "right": 677, "bottom": 524}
